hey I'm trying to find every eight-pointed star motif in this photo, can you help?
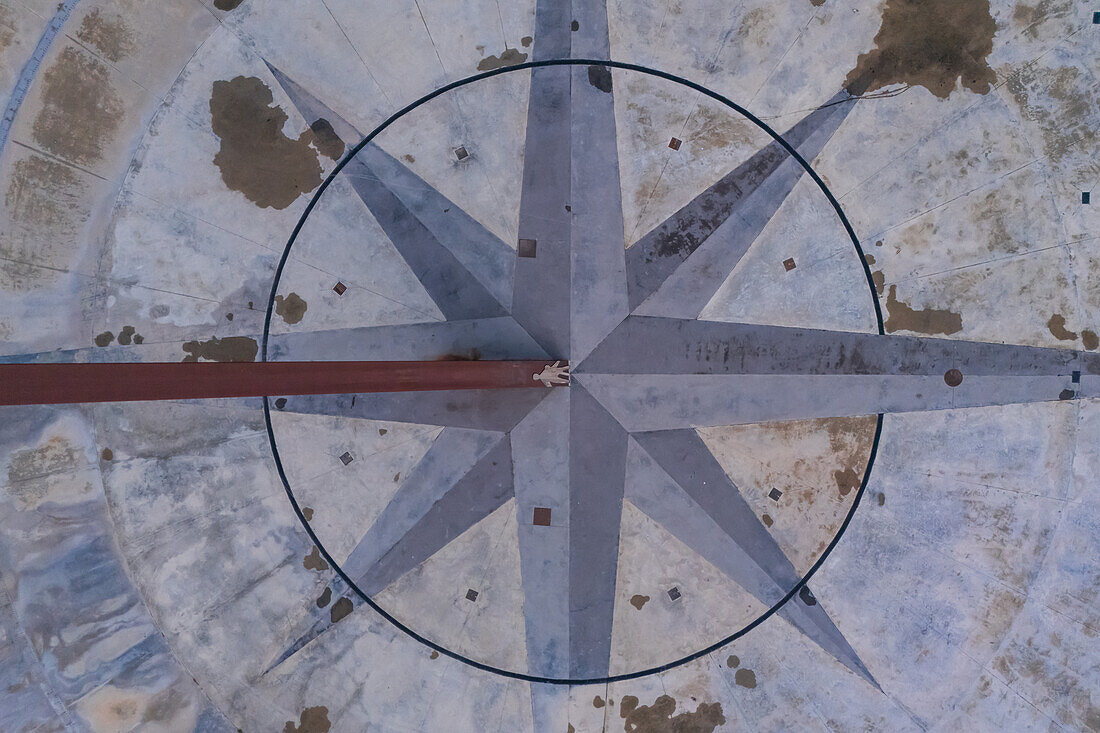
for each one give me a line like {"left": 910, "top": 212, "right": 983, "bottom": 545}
{"left": 258, "top": 1, "right": 1098, "bottom": 689}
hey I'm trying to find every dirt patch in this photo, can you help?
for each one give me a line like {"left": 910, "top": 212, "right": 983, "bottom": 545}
{"left": 101, "top": 448, "right": 114, "bottom": 461}
{"left": 181, "top": 336, "right": 258, "bottom": 362}
{"left": 315, "top": 587, "right": 331, "bottom": 608}
{"left": 275, "top": 293, "right": 308, "bottom": 324}
{"left": 33, "top": 46, "right": 124, "bottom": 165}
{"left": 1046, "top": 314, "right": 1077, "bottom": 341}
{"left": 594, "top": 695, "right": 606, "bottom": 708}
{"left": 833, "top": 465, "right": 861, "bottom": 498}
{"left": 95, "top": 331, "right": 115, "bottom": 346}
{"left": 588, "top": 65, "right": 613, "bottom": 93}
{"left": 283, "top": 706, "right": 330, "bottom": 733}
{"left": 303, "top": 547, "right": 328, "bottom": 571}
{"left": 8, "top": 436, "right": 83, "bottom": 485}
{"left": 1082, "top": 330, "right": 1099, "bottom": 350}
{"left": 2, "top": 154, "right": 89, "bottom": 292}
{"left": 477, "top": 47, "right": 528, "bottom": 70}
{"left": 76, "top": 8, "right": 134, "bottom": 62}
{"left": 1005, "top": 64, "right": 1098, "bottom": 166}
{"left": 726, "top": 655, "right": 739, "bottom": 668}
{"left": 761, "top": 513, "right": 773, "bottom": 527}
{"left": 117, "top": 325, "right": 141, "bottom": 345}
{"left": 210, "top": 76, "right": 325, "bottom": 209}
{"left": 734, "top": 668, "right": 757, "bottom": 688}
{"left": 629, "top": 594, "right": 650, "bottom": 610}
{"left": 618, "top": 695, "right": 725, "bottom": 733}
{"left": 844, "top": 0, "right": 997, "bottom": 99}
{"left": 307, "top": 118, "right": 344, "bottom": 160}
{"left": 329, "top": 597, "right": 353, "bottom": 624}
{"left": 213, "top": 0, "right": 244, "bottom": 10}
{"left": 884, "top": 285, "right": 962, "bottom": 335}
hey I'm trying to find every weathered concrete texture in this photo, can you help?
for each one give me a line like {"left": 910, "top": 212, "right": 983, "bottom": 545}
{"left": 2, "top": 0, "right": 1099, "bottom": 729}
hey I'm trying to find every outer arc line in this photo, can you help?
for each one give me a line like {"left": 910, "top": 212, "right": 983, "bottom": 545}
{"left": 262, "top": 59, "right": 885, "bottom": 685}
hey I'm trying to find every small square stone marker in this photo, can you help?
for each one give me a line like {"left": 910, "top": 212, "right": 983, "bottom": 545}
{"left": 533, "top": 507, "right": 552, "bottom": 526}
{"left": 339, "top": 451, "right": 354, "bottom": 465}
{"left": 518, "top": 238, "right": 537, "bottom": 258}
{"left": 668, "top": 137, "right": 682, "bottom": 150}
{"left": 454, "top": 145, "right": 469, "bottom": 161}
{"left": 667, "top": 586, "right": 682, "bottom": 602}
{"left": 768, "top": 487, "right": 783, "bottom": 502}
{"left": 333, "top": 281, "right": 347, "bottom": 295}
{"left": 465, "top": 588, "right": 479, "bottom": 602}
{"left": 783, "top": 257, "right": 796, "bottom": 271}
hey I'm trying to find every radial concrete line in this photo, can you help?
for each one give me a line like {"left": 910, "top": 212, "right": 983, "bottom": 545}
{"left": 511, "top": 388, "right": 570, "bottom": 678}
{"left": 568, "top": 384, "right": 628, "bottom": 678}
{"left": 580, "top": 316, "right": 1100, "bottom": 376}
{"left": 273, "top": 389, "right": 552, "bottom": 432}
{"left": 268, "top": 317, "right": 549, "bottom": 361}
{"left": 262, "top": 428, "right": 505, "bottom": 674}
{"left": 576, "top": 373, "right": 1090, "bottom": 432}
{"left": 511, "top": 0, "right": 574, "bottom": 358}
{"left": 568, "top": 2, "right": 629, "bottom": 362}
{"left": 266, "top": 60, "right": 515, "bottom": 314}
{"left": 625, "top": 89, "right": 858, "bottom": 315}
{"left": 624, "top": 436, "right": 877, "bottom": 686}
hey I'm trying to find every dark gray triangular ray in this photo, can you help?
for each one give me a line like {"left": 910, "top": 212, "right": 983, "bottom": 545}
{"left": 268, "top": 317, "right": 548, "bottom": 361}
{"left": 262, "top": 427, "right": 504, "bottom": 674}
{"left": 512, "top": 388, "right": 570, "bottom": 678}
{"left": 353, "top": 436, "right": 515, "bottom": 596}
{"left": 273, "top": 389, "right": 551, "bottom": 431}
{"left": 580, "top": 316, "right": 1098, "bottom": 376}
{"left": 568, "top": 384, "right": 628, "bottom": 678}
{"left": 626, "top": 432, "right": 876, "bottom": 686}
{"left": 265, "top": 61, "right": 514, "bottom": 318}
{"left": 625, "top": 89, "right": 858, "bottom": 316}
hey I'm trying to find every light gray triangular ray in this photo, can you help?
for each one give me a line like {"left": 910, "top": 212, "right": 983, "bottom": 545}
{"left": 577, "top": 372, "right": 1090, "bottom": 432}
{"left": 568, "top": 384, "right": 628, "bottom": 678}
{"left": 627, "top": 432, "right": 876, "bottom": 686}
{"left": 265, "top": 61, "right": 514, "bottom": 318}
{"left": 510, "top": 0, "right": 577, "bottom": 360}
{"left": 580, "top": 316, "right": 1099, "bottom": 376}
{"left": 268, "top": 318, "right": 548, "bottom": 361}
{"left": 261, "top": 427, "right": 506, "bottom": 675}
{"left": 625, "top": 90, "right": 858, "bottom": 317}
{"left": 274, "top": 389, "right": 551, "bottom": 431}
{"left": 567, "top": 4, "right": 628, "bottom": 363}
{"left": 352, "top": 437, "right": 515, "bottom": 596}
{"left": 512, "top": 388, "right": 570, "bottom": 678}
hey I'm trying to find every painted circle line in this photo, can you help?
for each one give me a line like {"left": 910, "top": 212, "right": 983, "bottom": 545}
{"left": 262, "top": 58, "right": 884, "bottom": 685}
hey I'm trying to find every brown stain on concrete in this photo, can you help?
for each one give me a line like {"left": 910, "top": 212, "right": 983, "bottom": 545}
{"left": 629, "top": 594, "right": 650, "bottom": 610}
{"left": 726, "top": 655, "right": 739, "bottom": 668}
{"left": 302, "top": 506, "right": 314, "bottom": 521}
{"left": 303, "top": 547, "right": 328, "bottom": 571}
{"left": 588, "top": 65, "right": 613, "bottom": 93}
{"left": 76, "top": 8, "right": 134, "bottom": 62}
{"left": 1006, "top": 64, "right": 1098, "bottom": 166}
{"left": 329, "top": 597, "right": 353, "bottom": 624}
{"left": 477, "top": 47, "right": 528, "bottom": 70}
{"left": 1082, "top": 330, "right": 1099, "bottom": 350}
{"left": 2, "top": 155, "right": 89, "bottom": 292}
{"left": 833, "top": 465, "right": 861, "bottom": 499}
{"left": 761, "top": 513, "right": 773, "bottom": 527}
{"left": 274, "top": 293, "right": 308, "bottom": 324}
{"left": 884, "top": 285, "right": 962, "bottom": 335}
{"left": 117, "top": 325, "right": 140, "bottom": 345}
{"left": 101, "top": 448, "right": 113, "bottom": 461}
{"left": 734, "top": 668, "right": 757, "bottom": 688}
{"left": 0, "top": 7, "right": 14, "bottom": 52}
{"left": 315, "top": 587, "right": 331, "bottom": 608}
{"left": 594, "top": 695, "right": 606, "bottom": 708}
{"left": 618, "top": 695, "right": 725, "bottom": 733}
{"left": 213, "top": 0, "right": 245, "bottom": 10}
{"left": 95, "top": 331, "right": 114, "bottom": 346}
{"left": 521, "top": 36, "right": 533, "bottom": 47}
{"left": 210, "top": 76, "right": 324, "bottom": 209}
{"left": 181, "top": 336, "right": 258, "bottom": 362}
{"left": 283, "top": 706, "right": 330, "bottom": 733}
{"left": 877, "top": 492, "right": 886, "bottom": 506}
{"left": 844, "top": 0, "right": 997, "bottom": 99}
{"left": 430, "top": 650, "right": 439, "bottom": 659}
{"left": 1047, "top": 314, "right": 1078, "bottom": 341}
{"left": 7, "top": 436, "right": 83, "bottom": 508}
{"left": 307, "top": 118, "right": 344, "bottom": 161}
{"left": 871, "top": 270, "right": 885, "bottom": 295}
{"left": 33, "top": 46, "right": 124, "bottom": 165}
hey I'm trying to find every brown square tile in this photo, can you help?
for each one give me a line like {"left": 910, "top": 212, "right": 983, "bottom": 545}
{"left": 668, "top": 137, "right": 682, "bottom": 150}
{"left": 465, "top": 588, "right": 479, "bottom": 602}
{"left": 518, "top": 238, "right": 537, "bottom": 258}
{"left": 783, "top": 258, "right": 796, "bottom": 271}
{"left": 333, "top": 281, "right": 347, "bottom": 295}
{"left": 340, "top": 451, "right": 354, "bottom": 466}
{"left": 533, "top": 507, "right": 551, "bottom": 526}
{"left": 454, "top": 146, "right": 469, "bottom": 161}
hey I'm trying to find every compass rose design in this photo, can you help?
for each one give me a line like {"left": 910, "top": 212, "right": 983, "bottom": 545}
{"left": 238, "top": 2, "right": 1096, "bottom": 691}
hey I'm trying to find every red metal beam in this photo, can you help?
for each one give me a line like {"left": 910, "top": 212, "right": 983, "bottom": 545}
{"left": 0, "top": 360, "right": 560, "bottom": 406}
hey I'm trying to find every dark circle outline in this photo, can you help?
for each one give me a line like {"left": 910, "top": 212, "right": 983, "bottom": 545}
{"left": 262, "top": 58, "right": 885, "bottom": 686}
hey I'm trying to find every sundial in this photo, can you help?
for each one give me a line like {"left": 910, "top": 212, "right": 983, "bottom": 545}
{"left": 2, "top": 1, "right": 1096, "bottom": 698}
